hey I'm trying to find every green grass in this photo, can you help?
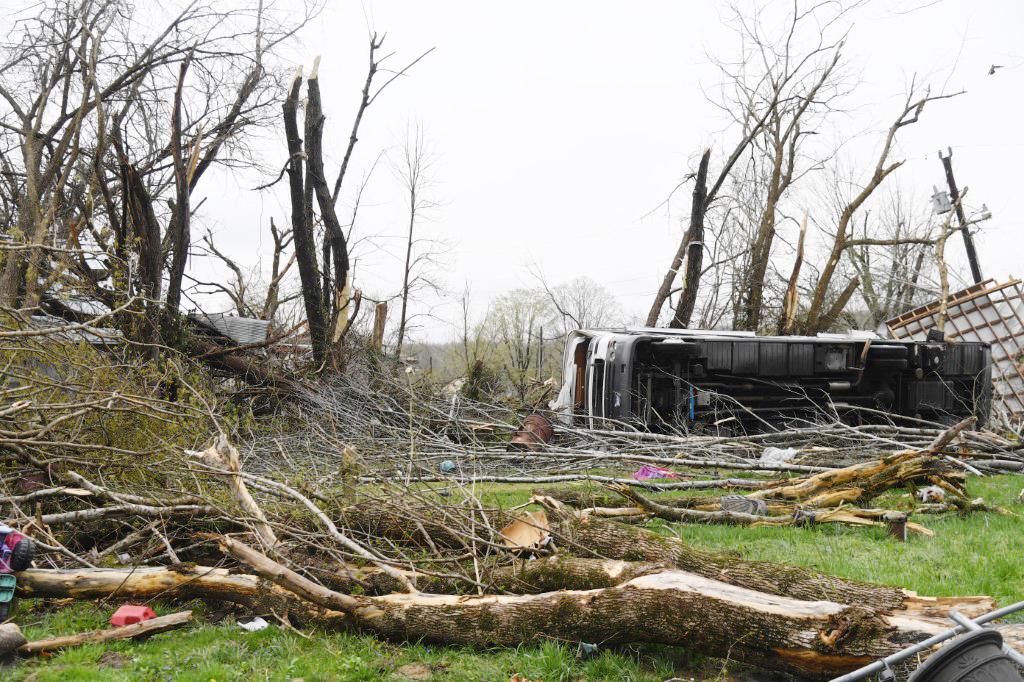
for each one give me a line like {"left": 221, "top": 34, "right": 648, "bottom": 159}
{"left": 5, "top": 473, "right": 1023, "bottom": 681}
{"left": 5, "top": 601, "right": 688, "bottom": 681}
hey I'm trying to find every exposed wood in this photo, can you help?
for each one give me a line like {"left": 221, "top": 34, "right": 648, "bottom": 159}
{"left": 0, "top": 623, "right": 27, "bottom": 657}
{"left": 669, "top": 148, "right": 711, "bottom": 328}
{"left": 187, "top": 437, "right": 278, "bottom": 550}
{"left": 217, "top": 537, "right": 975, "bottom": 680}
{"left": 18, "top": 611, "right": 193, "bottom": 654}
{"left": 15, "top": 565, "right": 346, "bottom": 625}
{"left": 545, "top": 508, "right": 910, "bottom": 610}
{"left": 779, "top": 212, "right": 809, "bottom": 334}
{"left": 372, "top": 301, "right": 387, "bottom": 350}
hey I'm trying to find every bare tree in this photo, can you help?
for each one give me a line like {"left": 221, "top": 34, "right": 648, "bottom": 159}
{"left": 0, "top": 0, "right": 311, "bottom": 356}
{"left": 799, "top": 84, "right": 960, "bottom": 334}
{"left": 648, "top": 0, "right": 853, "bottom": 330}
{"left": 391, "top": 121, "right": 441, "bottom": 356}
{"left": 845, "top": 185, "right": 936, "bottom": 328}
{"left": 279, "top": 39, "right": 432, "bottom": 368}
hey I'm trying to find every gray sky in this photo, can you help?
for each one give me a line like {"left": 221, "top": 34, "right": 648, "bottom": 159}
{"left": 195, "top": 0, "right": 1024, "bottom": 340}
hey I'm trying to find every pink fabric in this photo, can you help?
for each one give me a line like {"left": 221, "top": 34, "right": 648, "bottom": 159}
{"left": 0, "top": 530, "right": 24, "bottom": 574}
{"left": 632, "top": 465, "right": 679, "bottom": 480}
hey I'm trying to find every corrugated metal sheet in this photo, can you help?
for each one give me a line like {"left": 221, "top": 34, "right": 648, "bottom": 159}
{"left": 29, "top": 315, "right": 123, "bottom": 346}
{"left": 886, "top": 279, "right": 1024, "bottom": 419}
{"left": 194, "top": 313, "right": 270, "bottom": 345}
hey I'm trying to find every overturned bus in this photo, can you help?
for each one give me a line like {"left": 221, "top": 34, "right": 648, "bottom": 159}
{"left": 552, "top": 328, "right": 993, "bottom": 432}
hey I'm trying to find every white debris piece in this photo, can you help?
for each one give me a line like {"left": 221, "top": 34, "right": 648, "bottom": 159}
{"left": 238, "top": 616, "right": 269, "bottom": 632}
{"left": 759, "top": 447, "right": 799, "bottom": 465}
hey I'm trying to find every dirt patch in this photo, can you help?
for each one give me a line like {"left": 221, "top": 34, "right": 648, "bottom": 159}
{"left": 97, "top": 651, "right": 128, "bottom": 668}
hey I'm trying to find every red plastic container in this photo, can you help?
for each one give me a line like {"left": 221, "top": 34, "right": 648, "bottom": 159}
{"left": 110, "top": 604, "right": 156, "bottom": 627}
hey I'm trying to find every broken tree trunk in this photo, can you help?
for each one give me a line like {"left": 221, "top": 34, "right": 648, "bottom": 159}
{"left": 751, "top": 419, "right": 975, "bottom": 507}
{"left": 544, "top": 506, "right": 909, "bottom": 610}
{"left": 14, "top": 565, "right": 346, "bottom": 625}
{"left": 0, "top": 623, "right": 27, "bottom": 656}
{"left": 188, "top": 437, "right": 278, "bottom": 550}
{"left": 19, "top": 611, "right": 194, "bottom": 654}
{"left": 217, "top": 536, "right": 1001, "bottom": 680}
{"left": 605, "top": 484, "right": 935, "bottom": 536}
{"left": 15, "top": 546, "right": 1000, "bottom": 679}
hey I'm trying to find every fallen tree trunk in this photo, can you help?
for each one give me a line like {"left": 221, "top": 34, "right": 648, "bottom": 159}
{"left": 605, "top": 484, "right": 935, "bottom": 536}
{"left": 16, "top": 548, "right": 999, "bottom": 680}
{"left": 356, "top": 556, "right": 673, "bottom": 595}
{"left": 217, "top": 536, "right": 997, "bottom": 679}
{"left": 15, "top": 565, "right": 346, "bottom": 625}
{"left": 753, "top": 419, "right": 974, "bottom": 507}
{"left": 542, "top": 504, "right": 914, "bottom": 610}
{"left": 19, "top": 611, "right": 193, "bottom": 654}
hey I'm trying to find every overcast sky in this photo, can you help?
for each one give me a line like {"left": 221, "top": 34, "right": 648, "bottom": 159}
{"left": 191, "top": 0, "right": 1024, "bottom": 341}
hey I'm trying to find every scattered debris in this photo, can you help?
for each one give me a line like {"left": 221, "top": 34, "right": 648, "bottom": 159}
{"left": 508, "top": 413, "right": 554, "bottom": 451}
{"left": 109, "top": 604, "right": 156, "bottom": 627}
{"left": 632, "top": 464, "right": 679, "bottom": 480}
{"left": 396, "top": 663, "right": 433, "bottom": 680}
{"left": 886, "top": 278, "right": 1024, "bottom": 420}
{"left": 916, "top": 485, "right": 947, "bottom": 503}
{"left": 499, "top": 510, "right": 551, "bottom": 553}
{"left": 759, "top": 447, "right": 798, "bottom": 465}
{"left": 238, "top": 616, "right": 269, "bottom": 632}
{"left": 18, "top": 611, "right": 193, "bottom": 655}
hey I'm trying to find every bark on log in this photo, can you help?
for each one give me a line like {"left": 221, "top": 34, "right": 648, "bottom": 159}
{"left": 752, "top": 450, "right": 964, "bottom": 507}
{"left": 15, "top": 565, "right": 346, "bottom": 625}
{"left": 19, "top": 611, "right": 193, "bottom": 654}
{"left": 547, "top": 511, "right": 910, "bottom": 610}
{"left": 217, "top": 536, "right": 991, "bottom": 679}
{"left": 606, "top": 484, "right": 935, "bottom": 536}
{"left": 357, "top": 556, "right": 673, "bottom": 595}
{"left": 0, "top": 623, "right": 27, "bottom": 656}
{"left": 188, "top": 437, "right": 278, "bottom": 550}
{"left": 15, "top": 553, "right": 999, "bottom": 680}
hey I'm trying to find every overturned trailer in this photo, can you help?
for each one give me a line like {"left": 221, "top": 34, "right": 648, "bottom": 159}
{"left": 554, "top": 328, "right": 993, "bottom": 432}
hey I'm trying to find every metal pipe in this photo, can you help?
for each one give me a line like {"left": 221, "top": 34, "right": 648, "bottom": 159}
{"left": 829, "top": 600, "right": 1024, "bottom": 682}
{"left": 950, "top": 609, "right": 1024, "bottom": 668}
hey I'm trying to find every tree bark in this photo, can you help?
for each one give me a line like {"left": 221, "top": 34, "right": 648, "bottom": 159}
{"left": 283, "top": 71, "right": 328, "bottom": 364}
{"left": 19, "top": 611, "right": 193, "bottom": 654}
{"left": 669, "top": 149, "right": 711, "bottom": 328}
{"left": 15, "top": 565, "right": 345, "bottom": 625}
{"left": 164, "top": 51, "right": 194, "bottom": 318}
{"left": 305, "top": 63, "right": 349, "bottom": 343}
{"left": 548, "top": 512, "right": 908, "bottom": 610}
{"left": 217, "top": 536, "right": 983, "bottom": 680}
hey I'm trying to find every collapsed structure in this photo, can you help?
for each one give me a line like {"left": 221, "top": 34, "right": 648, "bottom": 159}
{"left": 886, "top": 278, "right": 1024, "bottom": 422}
{"left": 555, "top": 327, "right": 992, "bottom": 432}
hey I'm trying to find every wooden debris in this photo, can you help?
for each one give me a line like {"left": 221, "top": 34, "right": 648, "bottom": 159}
{"left": 18, "top": 610, "right": 193, "bottom": 654}
{"left": 0, "top": 622, "right": 27, "bottom": 656}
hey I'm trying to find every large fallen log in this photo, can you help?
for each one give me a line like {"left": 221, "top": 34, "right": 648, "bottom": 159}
{"left": 16, "top": 547, "right": 1001, "bottom": 680}
{"left": 542, "top": 503, "right": 926, "bottom": 611}
{"left": 605, "top": 484, "right": 935, "bottom": 536}
{"left": 216, "top": 536, "right": 1002, "bottom": 679}
{"left": 15, "top": 565, "right": 346, "bottom": 625}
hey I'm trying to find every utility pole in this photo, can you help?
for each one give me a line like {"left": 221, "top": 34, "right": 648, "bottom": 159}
{"left": 938, "top": 148, "right": 983, "bottom": 284}
{"left": 537, "top": 326, "right": 544, "bottom": 379}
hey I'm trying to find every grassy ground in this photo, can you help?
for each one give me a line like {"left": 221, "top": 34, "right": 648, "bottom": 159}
{"left": 5, "top": 473, "right": 1023, "bottom": 682}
